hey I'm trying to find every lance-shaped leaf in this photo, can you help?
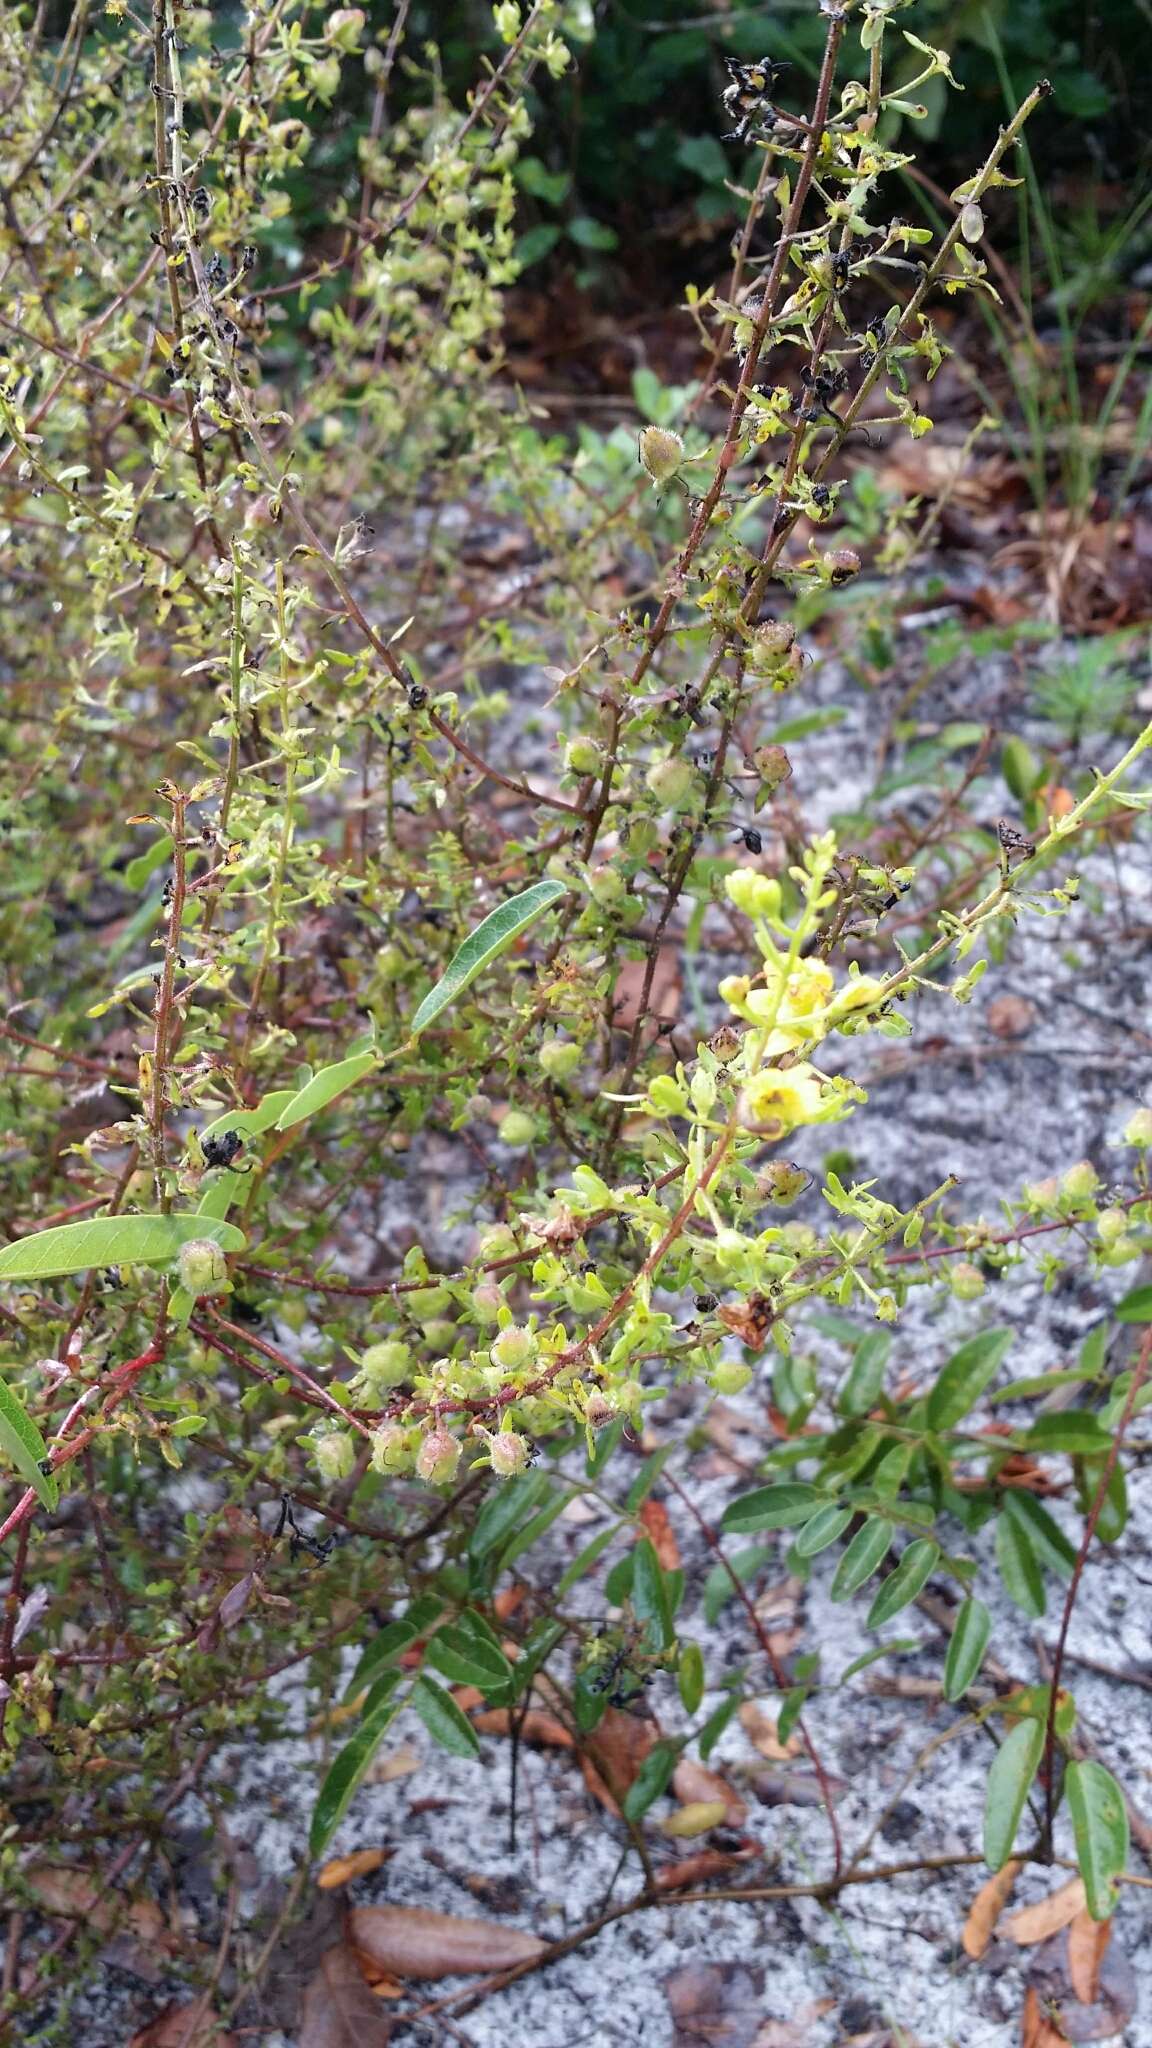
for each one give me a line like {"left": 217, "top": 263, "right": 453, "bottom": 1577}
{"left": 0, "top": 1214, "right": 244, "bottom": 1282}
{"left": 926, "top": 1327, "right": 1013, "bottom": 1431}
{"left": 984, "top": 1716, "right": 1045, "bottom": 1869}
{"left": 410, "top": 880, "right": 567, "bottom": 1035}
{"left": 866, "top": 1538, "right": 940, "bottom": 1628}
{"left": 944, "top": 1596, "right": 991, "bottom": 1701}
{"left": 310, "top": 1692, "right": 404, "bottom": 1858}
{"left": 0, "top": 1379, "right": 57, "bottom": 1509}
{"left": 1066, "top": 1759, "right": 1129, "bottom": 1921}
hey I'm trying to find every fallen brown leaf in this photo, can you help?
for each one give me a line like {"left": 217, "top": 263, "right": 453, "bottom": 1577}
{"left": 739, "top": 1702, "right": 802, "bottom": 1763}
{"left": 128, "top": 2006, "right": 235, "bottom": 2048}
{"left": 316, "top": 1848, "right": 390, "bottom": 1891}
{"left": 472, "top": 1706, "right": 573, "bottom": 1746}
{"left": 638, "top": 1498, "right": 681, "bottom": 1571}
{"left": 671, "top": 1756, "right": 747, "bottom": 1826}
{"left": 962, "top": 1858, "right": 1023, "bottom": 1959}
{"left": 613, "top": 948, "right": 681, "bottom": 1034}
{"left": 346, "top": 1905, "right": 546, "bottom": 1980}
{"left": 299, "top": 1943, "right": 394, "bottom": 2047}
{"left": 368, "top": 1743, "right": 422, "bottom": 1785}
{"left": 583, "top": 1706, "right": 656, "bottom": 1813}
{"left": 654, "top": 1848, "right": 753, "bottom": 1893}
{"left": 1067, "top": 1908, "right": 1112, "bottom": 2005}
{"left": 25, "top": 1863, "right": 168, "bottom": 1945}
{"left": 1021, "top": 1986, "right": 1069, "bottom": 2047}
{"left": 1002, "top": 1877, "right": 1086, "bottom": 1947}
{"left": 987, "top": 995, "right": 1037, "bottom": 1040}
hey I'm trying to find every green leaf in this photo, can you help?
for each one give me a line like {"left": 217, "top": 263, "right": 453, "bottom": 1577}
{"left": 995, "top": 1511, "right": 1045, "bottom": 1617}
{"left": 556, "top": 1524, "right": 618, "bottom": 1598}
{"left": 199, "top": 1090, "right": 296, "bottom": 1143}
{"left": 0, "top": 1378, "right": 57, "bottom": 1509}
{"left": 344, "top": 1595, "right": 443, "bottom": 1700}
{"left": 1065, "top": 1759, "right": 1129, "bottom": 1920}
{"left": 830, "top": 1517, "right": 891, "bottom": 1601}
{"left": 721, "top": 1484, "right": 820, "bottom": 1535}
{"left": 625, "top": 1445, "right": 672, "bottom": 1511}
{"left": 622, "top": 1738, "right": 681, "bottom": 1820}
{"left": 468, "top": 1470, "right": 551, "bottom": 1564}
{"left": 495, "top": 1488, "right": 566, "bottom": 1575}
{"left": 424, "top": 1613, "right": 515, "bottom": 1697}
{"left": 866, "top": 1539, "right": 940, "bottom": 1628}
{"left": 1076, "top": 1454, "right": 1128, "bottom": 1543}
{"left": 0, "top": 1213, "right": 244, "bottom": 1281}
{"left": 1115, "top": 1284, "right": 1152, "bottom": 1323}
{"left": 838, "top": 1638, "right": 920, "bottom": 1683}
{"left": 410, "top": 881, "right": 567, "bottom": 1036}
{"left": 926, "top": 1327, "right": 1014, "bottom": 1430}
{"left": 678, "top": 1640, "right": 705, "bottom": 1716}
{"left": 777, "top": 1685, "right": 810, "bottom": 1746}
{"left": 697, "top": 1690, "right": 740, "bottom": 1762}
{"left": 410, "top": 1673, "right": 480, "bottom": 1758}
{"left": 837, "top": 1332, "right": 891, "bottom": 1417}
{"left": 275, "top": 1052, "right": 378, "bottom": 1131}
{"left": 702, "top": 1543, "right": 771, "bottom": 1625}
{"left": 310, "top": 1693, "right": 404, "bottom": 1857}
{"left": 1026, "top": 1411, "right": 1112, "bottom": 1454}
{"left": 984, "top": 1716, "right": 1045, "bottom": 1869}
{"left": 1002, "top": 1492, "right": 1076, "bottom": 1579}
{"left": 793, "top": 1505, "right": 855, "bottom": 1559}
{"left": 124, "top": 835, "right": 173, "bottom": 890}
{"left": 988, "top": 1371, "right": 1090, "bottom": 1403}
{"left": 943, "top": 1597, "right": 991, "bottom": 1700}
{"left": 632, "top": 1537, "right": 675, "bottom": 1652}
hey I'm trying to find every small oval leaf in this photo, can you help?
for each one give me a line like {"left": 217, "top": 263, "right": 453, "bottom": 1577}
{"left": 0, "top": 1214, "right": 244, "bottom": 1281}
{"left": 410, "top": 881, "right": 567, "bottom": 1035}
{"left": 944, "top": 1596, "right": 991, "bottom": 1701}
{"left": 984, "top": 1716, "right": 1045, "bottom": 1870}
{"left": 995, "top": 1511, "right": 1046, "bottom": 1617}
{"left": 678, "top": 1641, "right": 705, "bottom": 1716}
{"left": 793, "top": 1504, "right": 855, "bottom": 1559}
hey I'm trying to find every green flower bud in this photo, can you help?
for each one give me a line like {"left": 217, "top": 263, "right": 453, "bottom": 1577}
{"left": 487, "top": 1429, "right": 530, "bottom": 1476}
{"left": 358, "top": 1340, "right": 411, "bottom": 1391}
{"left": 1061, "top": 1161, "right": 1099, "bottom": 1202}
{"left": 1123, "top": 1107, "right": 1152, "bottom": 1149}
{"left": 313, "top": 1430, "right": 357, "bottom": 1482}
{"left": 408, "top": 1285, "right": 452, "bottom": 1318}
{"left": 588, "top": 863, "right": 626, "bottom": 908}
{"left": 416, "top": 1427, "right": 462, "bottom": 1485}
{"left": 638, "top": 425, "right": 684, "bottom": 485}
{"left": 423, "top": 1319, "right": 458, "bottom": 1352}
{"left": 646, "top": 757, "right": 695, "bottom": 809}
{"left": 725, "top": 869, "right": 781, "bottom": 919}
{"left": 1097, "top": 1207, "right": 1129, "bottom": 1246}
{"left": 565, "top": 736, "right": 604, "bottom": 777}
{"left": 176, "top": 1237, "right": 229, "bottom": 1297}
{"left": 478, "top": 1223, "right": 520, "bottom": 1260}
{"left": 370, "top": 1423, "right": 411, "bottom": 1473}
{"left": 490, "top": 1323, "right": 537, "bottom": 1371}
{"left": 949, "top": 1261, "right": 985, "bottom": 1300}
{"left": 710, "top": 1359, "right": 753, "bottom": 1397}
{"left": 471, "top": 1281, "right": 505, "bottom": 1322}
{"left": 497, "top": 1109, "right": 536, "bottom": 1148}
{"left": 325, "top": 6, "right": 365, "bottom": 47}
{"left": 375, "top": 943, "right": 406, "bottom": 984}
{"left": 539, "top": 1038, "right": 581, "bottom": 1082}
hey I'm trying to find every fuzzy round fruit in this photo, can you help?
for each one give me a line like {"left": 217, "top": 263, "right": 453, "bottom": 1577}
{"left": 176, "top": 1237, "right": 229, "bottom": 1297}
{"left": 646, "top": 757, "right": 695, "bottom": 809}
{"left": 539, "top": 1038, "right": 581, "bottom": 1082}
{"left": 416, "top": 1427, "right": 462, "bottom": 1485}
{"left": 710, "top": 1359, "right": 753, "bottom": 1397}
{"left": 487, "top": 1429, "right": 530, "bottom": 1476}
{"left": 497, "top": 1109, "right": 536, "bottom": 1148}
{"left": 358, "top": 1340, "right": 411, "bottom": 1391}
{"left": 490, "top": 1323, "right": 537, "bottom": 1371}
{"left": 638, "top": 426, "right": 684, "bottom": 484}
{"left": 313, "top": 1431, "right": 356, "bottom": 1482}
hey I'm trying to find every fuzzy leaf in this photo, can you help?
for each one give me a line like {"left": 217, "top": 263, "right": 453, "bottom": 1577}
{"left": 0, "top": 1214, "right": 243, "bottom": 1281}
{"left": 410, "top": 881, "right": 567, "bottom": 1035}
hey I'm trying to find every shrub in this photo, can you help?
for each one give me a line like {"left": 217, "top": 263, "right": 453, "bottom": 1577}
{"left": 0, "top": 0, "right": 1150, "bottom": 2025}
